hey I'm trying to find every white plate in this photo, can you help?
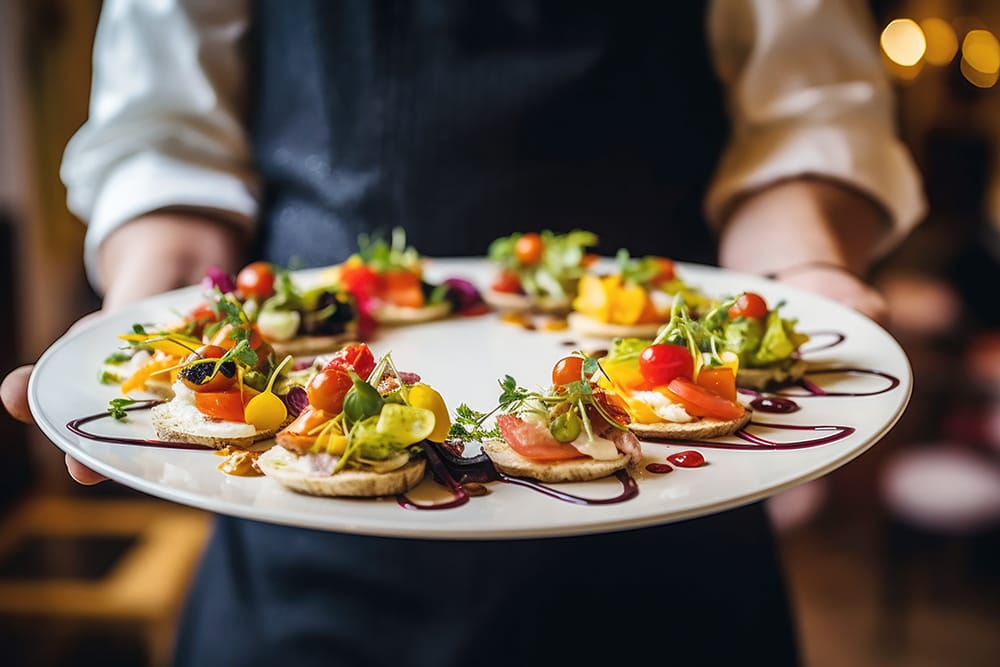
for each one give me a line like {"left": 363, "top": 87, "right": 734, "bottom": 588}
{"left": 29, "top": 258, "right": 911, "bottom": 540}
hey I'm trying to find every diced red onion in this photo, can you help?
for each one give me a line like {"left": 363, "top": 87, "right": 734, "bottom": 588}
{"left": 284, "top": 386, "right": 309, "bottom": 417}
{"left": 202, "top": 266, "right": 237, "bottom": 294}
{"left": 442, "top": 277, "right": 482, "bottom": 311}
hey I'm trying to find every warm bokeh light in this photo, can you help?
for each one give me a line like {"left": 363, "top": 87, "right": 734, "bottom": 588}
{"left": 962, "top": 29, "right": 1000, "bottom": 74}
{"left": 920, "top": 18, "right": 958, "bottom": 66}
{"left": 881, "top": 18, "right": 927, "bottom": 66}
{"left": 960, "top": 56, "right": 999, "bottom": 88}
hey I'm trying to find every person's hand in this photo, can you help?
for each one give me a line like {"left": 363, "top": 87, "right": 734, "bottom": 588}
{"left": 1, "top": 211, "right": 245, "bottom": 484}
{"left": 717, "top": 178, "right": 891, "bottom": 323}
{"left": 767, "top": 264, "right": 888, "bottom": 324}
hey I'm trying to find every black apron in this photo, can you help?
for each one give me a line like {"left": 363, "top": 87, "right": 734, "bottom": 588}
{"left": 172, "top": 2, "right": 800, "bottom": 665}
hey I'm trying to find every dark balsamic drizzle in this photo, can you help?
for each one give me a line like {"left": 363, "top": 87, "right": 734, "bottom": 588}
{"left": 399, "top": 442, "right": 639, "bottom": 509}
{"left": 797, "top": 330, "right": 847, "bottom": 354}
{"left": 66, "top": 400, "right": 212, "bottom": 450}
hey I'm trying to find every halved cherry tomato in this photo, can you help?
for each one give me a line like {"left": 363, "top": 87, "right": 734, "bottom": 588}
{"left": 728, "top": 292, "right": 768, "bottom": 320}
{"left": 514, "top": 233, "right": 544, "bottom": 265}
{"left": 491, "top": 270, "right": 523, "bottom": 294}
{"left": 638, "top": 344, "right": 693, "bottom": 386}
{"left": 695, "top": 366, "right": 737, "bottom": 402}
{"left": 236, "top": 261, "right": 276, "bottom": 300}
{"left": 194, "top": 386, "right": 259, "bottom": 422}
{"left": 306, "top": 367, "right": 354, "bottom": 413}
{"left": 666, "top": 377, "right": 745, "bottom": 421}
{"left": 324, "top": 343, "right": 376, "bottom": 379}
{"left": 496, "top": 414, "right": 585, "bottom": 461}
{"left": 179, "top": 344, "right": 237, "bottom": 392}
{"left": 552, "top": 356, "right": 585, "bottom": 386}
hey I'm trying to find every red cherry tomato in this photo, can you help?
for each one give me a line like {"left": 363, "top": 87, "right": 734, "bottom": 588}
{"left": 180, "top": 344, "right": 237, "bottom": 392}
{"left": 666, "top": 377, "right": 745, "bottom": 421}
{"left": 638, "top": 344, "right": 693, "bottom": 386}
{"left": 324, "top": 343, "right": 376, "bottom": 380}
{"left": 728, "top": 292, "right": 768, "bottom": 320}
{"left": 236, "top": 261, "right": 276, "bottom": 300}
{"left": 496, "top": 414, "right": 585, "bottom": 461}
{"left": 514, "top": 233, "right": 544, "bottom": 265}
{"left": 552, "top": 356, "right": 585, "bottom": 386}
{"left": 194, "top": 386, "right": 259, "bottom": 422}
{"left": 491, "top": 270, "right": 523, "bottom": 294}
{"left": 307, "top": 367, "right": 354, "bottom": 413}
{"left": 339, "top": 263, "right": 379, "bottom": 298}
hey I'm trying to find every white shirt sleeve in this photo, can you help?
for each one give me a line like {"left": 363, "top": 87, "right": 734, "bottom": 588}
{"left": 61, "top": 0, "right": 256, "bottom": 292}
{"left": 705, "top": 0, "right": 927, "bottom": 257}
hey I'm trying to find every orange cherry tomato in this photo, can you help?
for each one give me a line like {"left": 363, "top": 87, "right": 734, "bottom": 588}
{"left": 666, "top": 377, "right": 745, "bottom": 421}
{"left": 728, "top": 292, "right": 768, "bottom": 320}
{"left": 194, "top": 386, "right": 259, "bottom": 422}
{"left": 514, "top": 233, "right": 544, "bottom": 265}
{"left": 306, "top": 367, "right": 354, "bottom": 414}
{"left": 552, "top": 356, "right": 585, "bottom": 386}
{"left": 236, "top": 261, "right": 276, "bottom": 300}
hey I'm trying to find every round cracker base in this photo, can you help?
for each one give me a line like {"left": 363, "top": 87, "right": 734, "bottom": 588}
{"left": 481, "top": 289, "right": 570, "bottom": 315}
{"left": 373, "top": 302, "right": 452, "bottom": 326}
{"left": 258, "top": 447, "right": 427, "bottom": 497}
{"left": 566, "top": 312, "right": 665, "bottom": 340}
{"left": 480, "top": 439, "right": 630, "bottom": 483}
{"left": 628, "top": 409, "right": 751, "bottom": 441}
{"left": 150, "top": 402, "right": 286, "bottom": 450}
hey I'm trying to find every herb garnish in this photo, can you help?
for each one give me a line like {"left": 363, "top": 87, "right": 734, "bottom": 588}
{"left": 107, "top": 397, "right": 139, "bottom": 421}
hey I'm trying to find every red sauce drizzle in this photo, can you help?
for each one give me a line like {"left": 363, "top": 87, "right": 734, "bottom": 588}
{"left": 667, "top": 450, "right": 705, "bottom": 467}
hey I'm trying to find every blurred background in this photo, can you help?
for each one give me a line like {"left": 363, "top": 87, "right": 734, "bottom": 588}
{"left": 0, "top": 1, "right": 997, "bottom": 665}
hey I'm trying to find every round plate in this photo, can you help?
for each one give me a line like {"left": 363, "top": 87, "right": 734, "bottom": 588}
{"left": 28, "top": 258, "right": 911, "bottom": 539}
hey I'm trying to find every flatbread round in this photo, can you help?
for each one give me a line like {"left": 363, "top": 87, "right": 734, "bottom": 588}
{"left": 628, "top": 409, "right": 751, "bottom": 441}
{"left": 481, "top": 289, "right": 571, "bottom": 315}
{"left": 258, "top": 446, "right": 426, "bottom": 497}
{"left": 480, "top": 439, "right": 631, "bottom": 483}
{"left": 566, "top": 312, "right": 665, "bottom": 340}
{"left": 150, "top": 400, "right": 287, "bottom": 449}
{"left": 269, "top": 330, "right": 360, "bottom": 358}
{"left": 371, "top": 302, "right": 452, "bottom": 325}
